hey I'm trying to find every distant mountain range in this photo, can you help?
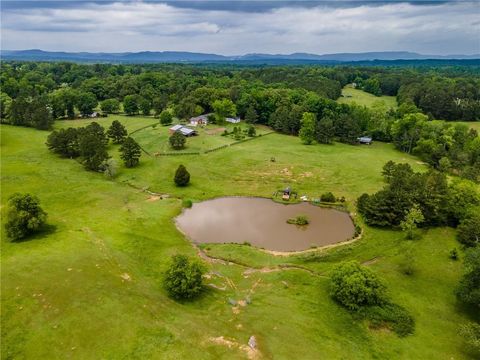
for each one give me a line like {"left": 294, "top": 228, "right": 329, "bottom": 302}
{"left": 2, "top": 49, "right": 479, "bottom": 63}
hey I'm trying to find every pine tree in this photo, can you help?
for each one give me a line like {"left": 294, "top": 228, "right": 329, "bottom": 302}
{"left": 174, "top": 164, "right": 190, "bottom": 186}
{"left": 316, "top": 116, "right": 335, "bottom": 144}
{"left": 107, "top": 120, "right": 127, "bottom": 144}
{"left": 245, "top": 105, "right": 258, "bottom": 124}
{"left": 119, "top": 137, "right": 142, "bottom": 168}
{"left": 78, "top": 123, "right": 109, "bottom": 171}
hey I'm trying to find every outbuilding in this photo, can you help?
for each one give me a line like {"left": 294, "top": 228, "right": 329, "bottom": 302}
{"left": 357, "top": 136, "right": 373, "bottom": 145}
{"left": 189, "top": 114, "right": 212, "bottom": 126}
{"left": 169, "top": 124, "right": 197, "bottom": 137}
{"left": 226, "top": 117, "right": 241, "bottom": 124}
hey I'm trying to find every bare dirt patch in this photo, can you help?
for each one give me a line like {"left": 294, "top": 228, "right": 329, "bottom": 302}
{"left": 146, "top": 195, "right": 161, "bottom": 202}
{"left": 205, "top": 127, "right": 226, "bottom": 135}
{"left": 208, "top": 336, "right": 261, "bottom": 359}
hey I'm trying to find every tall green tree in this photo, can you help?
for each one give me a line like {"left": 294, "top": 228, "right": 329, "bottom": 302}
{"left": 299, "top": 112, "right": 316, "bottom": 145}
{"left": 456, "top": 247, "right": 480, "bottom": 308}
{"left": 46, "top": 127, "right": 80, "bottom": 158}
{"left": 139, "top": 97, "right": 151, "bottom": 116}
{"left": 78, "top": 123, "right": 109, "bottom": 171}
{"left": 5, "top": 193, "right": 47, "bottom": 241}
{"left": 76, "top": 92, "right": 98, "bottom": 117}
{"left": 120, "top": 137, "right": 142, "bottom": 168}
{"left": 330, "top": 261, "right": 386, "bottom": 310}
{"left": 457, "top": 213, "right": 480, "bottom": 247}
{"left": 100, "top": 98, "right": 120, "bottom": 114}
{"left": 159, "top": 110, "right": 173, "bottom": 125}
{"left": 316, "top": 114, "right": 335, "bottom": 144}
{"left": 212, "top": 98, "right": 236, "bottom": 124}
{"left": 400, "top": 204, "right": 425, "bottom": 239}
{"left": 245, "top": 105, "right": 258, "bottom": 124}
{"left": 123, "top": 95, "right": 139, "bottom": 116}
{"left": 107, "top": 120, "right": 127, "bottom": 144}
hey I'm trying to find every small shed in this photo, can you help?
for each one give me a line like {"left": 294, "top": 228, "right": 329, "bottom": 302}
{"left": 357, "top": 136, "right": 373, "bottom": 145}
{"left": 179, "top": 127, "right": 197, "bottom": 137}
{"left": 226, "top": 117, "right": 241, "bottom": 124}
{"left": 169, "top": 124, "right": 183, "bottom": 135}
{"left": 169, "top": 124, "right": 197, "bottom": 137}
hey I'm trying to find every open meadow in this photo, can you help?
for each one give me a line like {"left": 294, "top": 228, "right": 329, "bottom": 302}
{"left": 1, "top": 116, "right": 478, "bottom": 359}
{"left": 338, "top": 85, "right": 398, "bottom": 109}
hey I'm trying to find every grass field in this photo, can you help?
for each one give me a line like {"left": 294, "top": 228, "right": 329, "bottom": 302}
{"left": 131, "top": 122, "right": 271, "bottom": 154}
{"left": 338, "top": 84, "right": 398, "bottom": 109}
{"left": 457, "top": 121, "right": 480, "bottom": 132}
{"left": 1, "top": 116, "right": 478, "bottom": 359}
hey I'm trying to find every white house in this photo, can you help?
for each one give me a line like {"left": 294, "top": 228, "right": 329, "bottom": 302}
{"left": 189, "top": 114, "right": 212, "bottom": 126}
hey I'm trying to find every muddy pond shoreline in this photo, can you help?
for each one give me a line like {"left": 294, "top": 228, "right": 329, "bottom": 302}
{"left": 175, "top": 197, "right": 356, "bottom": 252}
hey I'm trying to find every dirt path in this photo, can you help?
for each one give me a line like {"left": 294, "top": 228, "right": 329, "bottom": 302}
{"left": 193, "top": 243, "right": 324, "bottom": 277}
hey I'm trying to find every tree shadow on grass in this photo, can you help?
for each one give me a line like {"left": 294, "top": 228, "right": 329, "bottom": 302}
{"left": 11, "top": 224, "right": 58, "bottom": 243}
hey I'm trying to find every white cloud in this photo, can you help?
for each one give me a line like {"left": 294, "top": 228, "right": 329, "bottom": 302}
{"left": 1, "top": 1, "right": 479, "bottom": 55}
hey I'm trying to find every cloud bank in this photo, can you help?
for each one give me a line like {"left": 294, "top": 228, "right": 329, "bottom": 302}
{"left": 1, "top": 1, "right": 478, "bottom": 55}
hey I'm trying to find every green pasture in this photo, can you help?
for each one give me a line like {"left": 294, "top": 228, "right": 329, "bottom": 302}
{"left": 1, "top": 118, "right": 477, "bottom": 359}
{"left": 338, "top": 84, "right": 398, "bottom": 109}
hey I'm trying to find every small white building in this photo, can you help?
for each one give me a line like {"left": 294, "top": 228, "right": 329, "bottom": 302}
{"left": 226, "top": 117, "right": 241, "bottom": 124}
{"left": 189, "top": 114, "right": 212, "bottom": 126}
{"left": 169, "top": 124, "right": 197, "bottom": 137}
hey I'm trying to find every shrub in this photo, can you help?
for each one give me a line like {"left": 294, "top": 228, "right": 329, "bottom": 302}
{"left": 163, "top": 255, "right": 204, "bottom": 300}
{"left": 102, "top": 159, "right": 118, "bottom": 179}
{"left": 159, "top": 110, "right": 173, "bottom": 125}
{"left": 5, "top": 193, "right": 47, "bottom": 241}
{"left": 330, "top": 261, "right": 386, "bottom": 310}
{"left": 459, "top": 322, "right": 480, "bottom": 354}
{"left": 450, "top": 248, "right": 459, "bottom": 260}
{"left": 320, "top": 192, "right": 336, "bottom": 203}
{"left": 174, "top": 165, "right": 190, "bottom": 187}
{"left": 399, "top": 255, "right": 417, "bottom": 276}
{"left": 287, "top": 215, "right": 309, "bottom": 225}
{"left": 183, "top": 199, "right": 193, "bottom": 208}
{"left": 363, "top": 303, "right": 415, "bottom": 337}
{"left": 169, "top": 131, "right": 186, "bottom": 150}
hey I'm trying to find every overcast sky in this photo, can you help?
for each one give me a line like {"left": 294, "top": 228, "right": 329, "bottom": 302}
{"left": 1, "top": 0, "right": 479, "bottom": 55}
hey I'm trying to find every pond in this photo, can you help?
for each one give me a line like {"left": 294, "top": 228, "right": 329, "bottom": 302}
{"left": 175, "top": 197, "right": 355, "bottom": 252}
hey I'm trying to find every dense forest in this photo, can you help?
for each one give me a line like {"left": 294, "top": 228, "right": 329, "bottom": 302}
{"left": 1, "top": 61, "right": 480, "bottom": 182}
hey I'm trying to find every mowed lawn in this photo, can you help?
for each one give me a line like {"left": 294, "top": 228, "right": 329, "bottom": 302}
{"left": 131, "top": 122, "right": 271, "bottom": 154}
{"left": 1, "top": 121, "right": 476, "bottom": 359}
{"left": 338, "top": 84, "right": 397, "bottom": 109}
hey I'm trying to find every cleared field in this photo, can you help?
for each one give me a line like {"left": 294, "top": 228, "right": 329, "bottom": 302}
{"left": 338, "top": 84, "right": 398, "bottom": 108}
{"left": 457, "top": 121, "right": 480, "bottom": 131}
{"left": 1, "top": 120, "right": 477, "bottom": 359}
{"left": 131, "top": 122, "right": 271, "bottom": 154}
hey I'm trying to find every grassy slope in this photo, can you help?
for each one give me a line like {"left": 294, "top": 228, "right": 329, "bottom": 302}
{"left": 457, "top": 121, "right": 480, "bottom": 132}
{"left": 338, "top": 85, "right": 397, "bottom": 109}
{"left": 1, "top": 118, "right": 476, "bottom": 359}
